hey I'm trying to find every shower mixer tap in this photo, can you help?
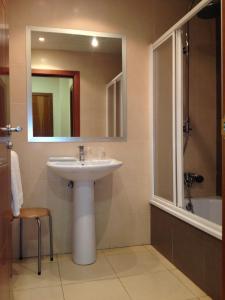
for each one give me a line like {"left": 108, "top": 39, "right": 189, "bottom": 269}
{"left": 184, "top": 172, "right": 204, "bottom": 188}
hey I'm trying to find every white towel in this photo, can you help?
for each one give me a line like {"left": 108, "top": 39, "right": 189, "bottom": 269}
{"left": 11, "top": 150, "right": 23, "bottom": 217}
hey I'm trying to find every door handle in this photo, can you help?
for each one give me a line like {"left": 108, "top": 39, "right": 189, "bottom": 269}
{"left": 0, "top": 124, "right": 22, "bottom": 134}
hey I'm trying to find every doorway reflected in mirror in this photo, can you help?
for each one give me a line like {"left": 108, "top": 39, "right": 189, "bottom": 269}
{"left": 32, "top": 69, "right": 80, "bottom": 137}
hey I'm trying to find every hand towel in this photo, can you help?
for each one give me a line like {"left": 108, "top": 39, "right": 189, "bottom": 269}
{"left": 11, "top": 150, "right": 23, "bottom": 217}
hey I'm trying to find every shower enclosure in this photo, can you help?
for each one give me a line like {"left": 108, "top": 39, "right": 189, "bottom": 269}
{"left": 150, "top": 0, "right": 222, "bottom": 237}
{"left": 150, "top": 1, "right": 222, "bottom": 298}
{"left": 183, "top": 0, "right": 221, "bottom": 221}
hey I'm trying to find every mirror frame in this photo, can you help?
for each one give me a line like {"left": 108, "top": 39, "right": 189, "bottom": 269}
{"left": 26, "top": 26, "right": 127, "bottom": 142}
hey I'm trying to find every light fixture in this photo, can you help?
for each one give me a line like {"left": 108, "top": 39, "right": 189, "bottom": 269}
{"left": 38, "top": 37, "right": 45, "bottom": 42}
{"left": 91, "top": 37, "right": 98, "bottom": 48}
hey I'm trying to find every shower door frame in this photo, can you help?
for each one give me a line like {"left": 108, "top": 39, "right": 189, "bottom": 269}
{"left": 151, "top": 31, "right": 177, "bottom": 207}
{"left": 151, "top": 0, "right": 213, "bottom": 205}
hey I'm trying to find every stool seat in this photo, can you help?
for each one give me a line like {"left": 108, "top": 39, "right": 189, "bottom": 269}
{"left": 19, "top": 208, "right": 50, "bottom": 219}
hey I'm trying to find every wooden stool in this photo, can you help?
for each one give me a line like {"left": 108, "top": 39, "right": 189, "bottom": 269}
{"left": 18, "top": 208, "right": 53, "bottom": 275}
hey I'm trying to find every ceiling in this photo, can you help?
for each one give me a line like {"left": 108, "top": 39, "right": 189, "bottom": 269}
{"left": 31, "top": 31, "right": 122, "bottom": 54}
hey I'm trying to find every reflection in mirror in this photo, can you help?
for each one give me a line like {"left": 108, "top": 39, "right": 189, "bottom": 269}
{"left": 28, "top": 29, "right": 126, "bottom": 141}
{"left": 106, "top": 73, "right": 123, "bottom": 137}
{"left": 32, "top": 70, "right": 79, "bottom": 137}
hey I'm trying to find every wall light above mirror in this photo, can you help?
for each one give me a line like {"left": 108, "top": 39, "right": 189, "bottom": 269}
{"left": 26, "top": 27, "right": 127, "bottom": 142}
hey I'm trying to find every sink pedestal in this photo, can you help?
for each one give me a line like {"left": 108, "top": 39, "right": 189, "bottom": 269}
{"left": 47, "top": 158, "right": 122, "bottom": 265}
{"left": 72, "top": 180, "right": 96, "bottom": 265}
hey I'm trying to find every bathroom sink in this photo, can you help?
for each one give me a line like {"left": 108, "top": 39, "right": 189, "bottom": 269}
{"left": 47, "top": 156, "right": 122, "bottom": 266}
{"left": 47, "top": 159, "right": 122, "bottom": 181}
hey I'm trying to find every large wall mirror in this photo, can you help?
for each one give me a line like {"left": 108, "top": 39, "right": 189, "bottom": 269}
{"left": 27, "top": 27, "right": 126, "bottom": 142}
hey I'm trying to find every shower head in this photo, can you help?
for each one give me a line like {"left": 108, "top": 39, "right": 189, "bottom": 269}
{"left": 197, "top": 0, "right": 220, "bottom": 19}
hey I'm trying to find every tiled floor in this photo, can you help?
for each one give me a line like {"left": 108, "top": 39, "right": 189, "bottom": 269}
{"left": 12, "top": 245, "right": 212, "bottom": 300}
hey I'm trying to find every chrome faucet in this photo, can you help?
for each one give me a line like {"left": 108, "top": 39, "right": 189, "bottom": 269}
{"left": 78, "top": 145, "right": 85, "bottom": 161}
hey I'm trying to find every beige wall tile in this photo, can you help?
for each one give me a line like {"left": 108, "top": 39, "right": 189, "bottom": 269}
{"left": 10, "top": 64, "right": 27, "bottom": 103}
{"left": 9, "top": 0, "right": 188, "bottom": 257}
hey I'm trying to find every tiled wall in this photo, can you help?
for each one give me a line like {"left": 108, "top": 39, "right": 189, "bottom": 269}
{"left": 9, "top": 0, "right": 189, "bottom": 257}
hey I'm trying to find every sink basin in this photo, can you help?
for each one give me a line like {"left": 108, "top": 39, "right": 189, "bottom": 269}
{"left": 47, "top": 157, "right": 122, "bottom": 265}
{"left": 47, "top": 159, "right": 122, "bottom": 181}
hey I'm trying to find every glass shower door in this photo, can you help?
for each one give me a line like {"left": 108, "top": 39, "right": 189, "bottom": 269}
{"left": 152, "top": 34, "right": 176, "bottom": 204}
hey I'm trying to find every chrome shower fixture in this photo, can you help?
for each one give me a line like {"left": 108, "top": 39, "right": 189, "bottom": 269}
{"left": 183, "top": 31, "right": 189, "bottom": 56}
{"left": 184, "top": 172, "right": 204, "bottom": 188}
{"left": 186, "top": 200, "right": 194, "bottom": 213}
{"left": 183, "top": 118, "right": 192, "bottom": 135}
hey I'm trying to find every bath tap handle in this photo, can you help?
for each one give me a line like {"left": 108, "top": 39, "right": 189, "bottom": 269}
{"left": 195, "top": 175, "right": 204, "bottom": 183}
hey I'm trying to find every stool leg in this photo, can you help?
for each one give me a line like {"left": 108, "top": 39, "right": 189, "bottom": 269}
{"left": 19, "top": 218, "right": 23, "bottom": 260}
{"left": 49, "top": 213, "right": 53, "bottom": 261}
{"left": 36, "top": 218, "right": 41, "bottom": 275}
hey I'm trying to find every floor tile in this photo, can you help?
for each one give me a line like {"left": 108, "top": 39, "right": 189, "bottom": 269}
{"left": 145, "top": 245, "right": 176, "bottom": 270}
{"left": 63, "top": 278, "right": 130, "bottom": 300}
{"left": 105, "top": 248, "right": 166, "bottom": 277}
{"left": 12, "top": 247, "right": 211, "bottom": 300}
{"left": 58, "top": 253, "right": 116, "bottom": 285}
{"left": 103, "top": 246, "right": 147, "bottom": 256}
{"left": 171, "top": 269, "right": 207, "bottom": 297}
{"left": 13, "top": 286, "right": 64, "bottom": 300}
{"left": 12, "top": 261, "right": 60, "bottom": 290}
{"left": 121, "top": 270, "right": 195, "bottom": 300}
{"left": 58, "top": 250, "right": 103, "bottom": 261}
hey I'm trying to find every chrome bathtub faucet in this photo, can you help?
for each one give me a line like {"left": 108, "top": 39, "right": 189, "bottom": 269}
{"left": 78, "top": 145, "right": 85, "bottom": 161}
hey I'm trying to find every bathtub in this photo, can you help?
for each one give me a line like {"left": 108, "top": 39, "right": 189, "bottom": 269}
{"left": 183, "top": 196, "right": 222, "bottom": 226}
{"left": 150, "top": 196, "right": 222, "bottom": 240}
{"left": 150, "top": 196, "right": 222, "bottom": 300}
{"left": 150, "top": 203, "right": 222, "bottom": 300}
{"left": 150, "top": 197, "right": 222, "bottom": 298}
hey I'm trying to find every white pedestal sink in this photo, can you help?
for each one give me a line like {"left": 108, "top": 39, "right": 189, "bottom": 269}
{"left": 47, "top": 157, "right": 122, "bottom": 265}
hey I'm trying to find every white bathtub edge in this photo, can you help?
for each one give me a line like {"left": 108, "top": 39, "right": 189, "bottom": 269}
{"left": 150, "top": 198, "right": 222, "bottom": 240}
